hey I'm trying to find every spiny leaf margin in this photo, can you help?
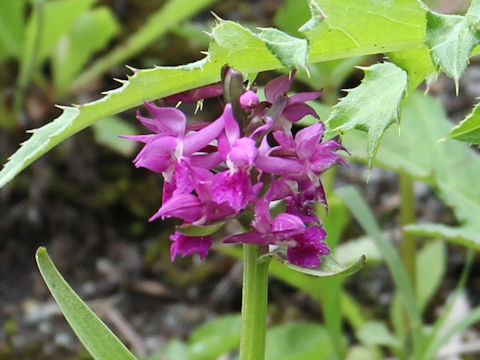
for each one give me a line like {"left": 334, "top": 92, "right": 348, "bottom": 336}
{"left": 1, "top": 0, "right": 430, "bottom": 187}
{"left": 326, "top": 62, "right": 408, "bottom": 167}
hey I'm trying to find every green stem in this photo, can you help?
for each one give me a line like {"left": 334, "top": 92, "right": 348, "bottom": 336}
{"left": 399, "top": 173, "right": 418, "bottom": 358}
{"left": 240, "top": 244, "right": 270, "bottom": 360}
{"left": 399, "top": 173, "right": 416, "bottom": 295}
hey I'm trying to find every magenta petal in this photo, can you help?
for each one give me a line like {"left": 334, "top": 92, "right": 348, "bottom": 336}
{"left": 212, "top": 170, "right": 256, "bottom": 211}
{"left": 295, "top": 122, "right": 324, "bottom": 159}
{"left": 223, "top": 231, "right": 271, "bottom": 245}
{"left": 170, "top": 231, "right": 212, "bottom": 261}
{"left": 143, "top": 102, "right": 187, "bottom": 137}
{"left": 288, "top": 91, "right": 323, "bottom": 104}
{"left": 287, "top": 226, "right": 329, "bottom": 268}
{"left": 229, "top": 137, "right": 258, "bottom": 166}
{"left": 150, "top": 194, "right": 203, "bottom": 222}
{"left": 255, "top": 155, "right": 304, "bottom": 176}
{"left": 223, "top": 104, "right": 240, "bottom": 145}
{"left": 287, "top": 246, "right": 322, "bottom": 268}
{"left": 190, "top": 152, "right": 223, "bottom": 169}
{"left": 183, "top": 113, "right": 225, "bottom": 155}
{"left": 272, "top": 213, "right": 306, "bottom": 238}
{"left": 282, "top": 103, "right": 319, "bottom": 123}
{"left": 265, "top": 71, "right": 295, "bottom": 103}
{"left": 120, "top": 134, "right": 155, "bottom": 143}
{"left": 164, "top": 83, "right": 224, "bottom": 103}
{"left": 239, "top": 90, "right": 259, "bottom": 109}
{"left": 273, "top": 131, "right": 295, "bottom": 150}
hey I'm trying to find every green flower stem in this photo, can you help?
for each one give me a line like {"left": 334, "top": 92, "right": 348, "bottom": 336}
{"left": 240, "top": 244, "right": 270, "bottom": 360}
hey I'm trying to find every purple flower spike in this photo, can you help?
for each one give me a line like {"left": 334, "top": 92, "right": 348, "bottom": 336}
{"left": 127, "top": 67, "right": 347, "bottom": 265}
{"left": 170, "top": 231, "right": 212, "bottom": 260}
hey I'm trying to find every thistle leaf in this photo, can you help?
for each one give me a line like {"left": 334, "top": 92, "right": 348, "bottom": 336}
{"left": 326, "top": 62, "right": 408, "bottom": 167}
{"left": 444, "top": 102, "right": 480, "bottom": 144}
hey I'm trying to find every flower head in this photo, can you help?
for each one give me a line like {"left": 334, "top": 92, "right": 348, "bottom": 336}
{"left": 126, "top": 67, "right": 347, "bottom": 266}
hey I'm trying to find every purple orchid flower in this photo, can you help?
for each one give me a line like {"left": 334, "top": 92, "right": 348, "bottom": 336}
{"left": 170, "top": 231, "right": 213, "bottom": 260}
{"left": 127, "top": 67, "right": 347, "bottom": 266}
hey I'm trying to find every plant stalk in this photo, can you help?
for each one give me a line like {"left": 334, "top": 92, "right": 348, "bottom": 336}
{"left": 240, "top": 244, "right": 270, "bottom": 360}
{"left": 399, "top": 173, "right": 416, "bottom": 293}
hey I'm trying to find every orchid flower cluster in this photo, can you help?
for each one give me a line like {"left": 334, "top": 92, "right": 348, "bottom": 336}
{"left": 126, "top": 67, "right": 347, "bottom": 268}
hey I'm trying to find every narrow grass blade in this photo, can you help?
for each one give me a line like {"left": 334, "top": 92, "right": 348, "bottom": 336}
{"left": 36, "top": 247, "right": 137, "bottom": 360}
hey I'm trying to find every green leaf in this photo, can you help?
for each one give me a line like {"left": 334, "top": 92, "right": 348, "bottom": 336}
{"left": 326, "top": 62, "right": 408, "bottom": 166}
{"left": 335, "top": 236, "right": 382, "bottom": 266}
{"left": 35, "top": 247, "right": 137, "bottom": 360}
{"left": 20, "top": 0, "right": 96, "bottom": 86}
{"left": 257, "top": 28, "right": 308, "bottom": 70}
{"left": 159, "top": 339, "right": 190, "bottom": 360}
{"left": 92, "top": 116, "right": 138, "bottom": 157}
{"left": 388, "top": 47, "right": 436, "bottom": 92}
{"left": 416, "top": 241, "right": 446, "bottom": 313}
{"left": 346, "top": 346, "right": 381, "bottom": 360}
{"left": 1, "top": 0, "right": 431, "bottom": 187}
{"left": 71, "top": 0, "right": 220, "bottom": 92}
{"left": 357, "top": 321, "right": 401, "bottom": 350}
{"left": 425, "top": 7, "right": 480, "bottom": 85}
{"left": 444, "top": 102, "right": 480, "bottom": 144}
{"left": 274, "top": 0, "right": 311, "bottom": 37}
{"left": 405, "top": 223, "right": 480, "bottom": 250}
{"left": 336, "top": 186, "right": 422, "bottom": 331}
{"left": 188, "top": 314, "right": 241, "bottom": 360}
{"left": 270, "top": 252, "right": 366, "bottom": 278}
{"left": 301, "top": 0, "right": 427, "bottom": 62}
{"left": 176, "top": 223, "right": 224, "bottom": 237}
{"left": 53, "top": 7, "right": 120, "bottom": 96}
{"left": 265, "top": 323, "right": 333, "bottom": 360}
{"left": 0, "top": 0, "right": 26, "bottom": 58}
{"left": 344, "top": 91, "right": 480, "bottom": 249}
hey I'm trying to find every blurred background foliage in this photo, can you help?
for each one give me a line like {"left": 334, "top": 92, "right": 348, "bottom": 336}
{"left": 1, "top": 0, "right": 479, "bottom": 359}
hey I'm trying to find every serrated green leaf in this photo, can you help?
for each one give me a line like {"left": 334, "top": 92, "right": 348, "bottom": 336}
{"left": 302, "top": 0, "right": 427, "bottom": 62}
{"left": 36, "top": 247, "right": 137, "bottom": 360}
{"left": 257, "top": 28, "right": 308, "bottom": 70}
{"left": 326, "top": 62, "right": 408, "bottom": 166}
{"left": 0, "top": 0, "right": 26, "bottom": 58}
{"left": 176, "top": 223, "right": 224, "bottom": 236}
{"left": 265, "top": 323, "right": 333, "bottom": 360}
{"left": 1, "top": 0, "right": 431, "bottom": 187}
{"left": 53, "top": 7, "right": 120, "bottom": 96}
{"left": 343, "top": 91, "right": 480, "bottom": 249}
{"left": 188, "top": 314, "right": 241, "bottom": 360}
{"left": 271, "top": 252, "right": 366, "bottom": 278}
{"left": 425, "top": 10, "right": 480, "bottom": 84}
{"left": 445, "top": 102, "right": 480, "bottom": 144}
